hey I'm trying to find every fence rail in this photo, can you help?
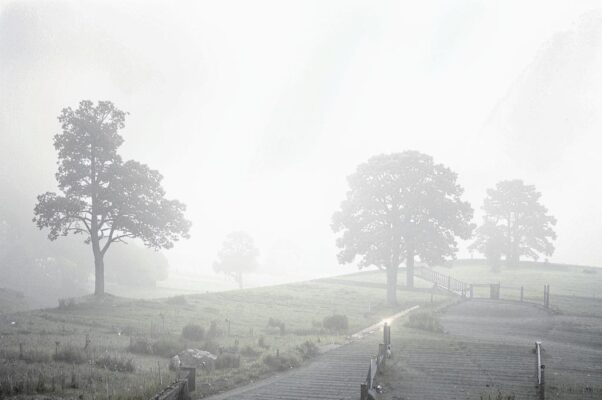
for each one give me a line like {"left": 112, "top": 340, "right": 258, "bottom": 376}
{"left": 416, "top": 266, "right": 470, "bottom": 296}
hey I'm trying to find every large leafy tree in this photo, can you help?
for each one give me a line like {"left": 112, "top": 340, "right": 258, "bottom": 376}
{"left": 213, "top": 231, "right": 259, "bottom": 289}
{"left": 33, "top": 100, "right": 191, "bottom": 295}
{"left": 471, "top": 180, "right": 556, "bottom": 267}
{"left": 332, "top": 151, "right": 474, "bottom": 306}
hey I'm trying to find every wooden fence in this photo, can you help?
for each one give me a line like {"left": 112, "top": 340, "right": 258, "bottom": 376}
{"left": 360, "top": 323, "right": 391, "bottom": 400}
{"left": 150, "top": 367, "right": 195, "bottom": 400}
{"left": 417, "top": 267, "right": 553, "bottom": 309}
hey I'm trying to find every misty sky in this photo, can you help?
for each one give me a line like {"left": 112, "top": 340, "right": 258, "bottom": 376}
{"left": 1, "top": 0, "right": 602, "bottom": 282}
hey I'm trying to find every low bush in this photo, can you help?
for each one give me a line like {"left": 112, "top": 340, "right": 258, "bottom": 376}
{"left": 215, "top": 352, "right": 240, "bottom": 369}
{"left": 127, "top": 337, "right": 182, "bottom": 358}
{"left": 296, "top": 340, "right": 319, "bottom": 360}
{"left": 267, "top": 318, "right": 286, "bottom": 335}
{"left": 261, "top": 352, "right": 301, "bottom": 371}
{"left": 152, "top": 339, "right": 182, "bottom": 358}
{"left": 53, "top": 346, "right": 87, "bottom": 364}
{"left": 96, "top": 353, "right": 135, "bottom": 372}
{"left": 323, "top": 314, "right": 348, "bottom": 332}
{"left": 240, "top": 345, "right": 262, "bottom": 358}
{"left": 257, "top": 335, "right": 269, "bottom": 349}
{"left": 206, "top": 321, "right": 224, "bottom": 339}
{"left": 405, "top": 311, "right": 444, "bottom": 333}
{"left": 0, "top": 349, "right": 50, "bottom": 364}
{"left": 181, "top": 323, "right": 205, "bottom": 341}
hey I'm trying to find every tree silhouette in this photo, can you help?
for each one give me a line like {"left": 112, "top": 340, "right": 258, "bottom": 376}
{"left": 472, "top": 179, "right": 556, "bottom": 267}
{"left": 213, "top": 231, "right": 259, "bottom": 289}
{"left": 332, "top": 151, "right": 474, "bottom": 305}
{"left": 33, "top": 100, "right": 191, "bottom": 295}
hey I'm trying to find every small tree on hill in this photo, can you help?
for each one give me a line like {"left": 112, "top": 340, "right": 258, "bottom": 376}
{"left": 213, "top": 231, "right": 259, "bottom": 289}
{"left": 471, "top": 179, "right": 556, "bottom": 267}
{"left": 33, "top": 100, "right": 191, "bottom": 295}
{"left": 332, "top": 151, "right": 474, "bottom": 306}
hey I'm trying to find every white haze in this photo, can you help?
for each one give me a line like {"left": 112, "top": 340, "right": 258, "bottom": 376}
{"left": 1, "top": 0, "right": 602, "bottom": 288}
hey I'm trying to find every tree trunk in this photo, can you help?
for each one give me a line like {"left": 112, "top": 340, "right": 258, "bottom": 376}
{"left": 386, "top": 265, "right": 398, "bottom": 306}
{"left": 406, "top": 246, "right": 415, "bottom": 288}
{"left": 237, "top": 272, "right": 243, "bottom": 290}
{"left": 94, "top": 251, "right": 105, "bottom": 296}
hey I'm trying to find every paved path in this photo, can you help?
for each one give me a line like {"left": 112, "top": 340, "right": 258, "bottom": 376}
{"left": 205, "top": 306, "right": 418, "bottom": 400}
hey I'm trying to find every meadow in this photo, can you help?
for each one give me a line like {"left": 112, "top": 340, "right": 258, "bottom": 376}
{"left": 0, "top": 274, "right": 444, "bottom": 399}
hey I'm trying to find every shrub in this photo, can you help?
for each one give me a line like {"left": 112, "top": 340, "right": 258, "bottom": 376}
{"left": 128, "top": 337, "right": 153, "bottom": 355}
{"left": 96, "top": 353, "right": 135, "bottom": 372}
{"left": 215, "top": 352, "right": 240, "bottom": 369}
{"left": 181, "top": 323, "right": 205, "bottom": 341}
{"left": 405, "top": 311, "right": 444, "bottom": 333}
{"left": 296, "top": 340, "right": 319, "bottom": 360}
{"left": 152, "top": 339, "right": 182, "bottom": 358}
{"left": 257, "top": 335, "right": 269, "bottom": 349}
{"left": 240, "top": 345, "right": 262, "bottom": 358}
{"left": 127, "top": 337, "right": 182, "bottom": 358}
{"left": 267, "top": 318, "right": 286, "bottom": 335}
{"left": 57, "top": 298, "right": 76, "bottom": 309}
{"left": 207, "top": 321, "right": 224, "bottom": 339}
{"left": 262, "top": 352, "right": 301, "bottom": 371}
{"left": 323, "top": 314, "right": 348, "bottom": 332}
{"left": 53, "top": 346, "right": 87, "bottom": 364}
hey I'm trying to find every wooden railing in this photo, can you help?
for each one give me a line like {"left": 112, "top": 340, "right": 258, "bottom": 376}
{"left": 416, "top": 266, "right": 470, "bottom": 296}
{"left": 360, "top": 323, "right": 391, "bottom": 400}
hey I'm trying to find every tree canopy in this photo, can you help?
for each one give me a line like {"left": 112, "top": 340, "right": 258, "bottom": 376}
{"left": 213, "top": 231, "right": 259, "bottom": 289}
{"left": 33, "top": 100, "right": 191, "bottom": 295}
{"left": 332, "top": 151, "right": 474, "bottom": 305}
{"left": 471, "top": 179, "right": 556, "bottom": 267}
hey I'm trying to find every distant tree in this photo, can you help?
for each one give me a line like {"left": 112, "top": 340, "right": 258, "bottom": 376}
{"left": 469, "top": 221, "right": 504, "bottom": 271}
{"left": 332, "top": 152, "right": 474, "bottom": 306}
{"left": 213, "top": 231, "right": 259, "bottom": 289}
{"left": 33, "top": 100, "right": 191, "bottom": 296}
{"left": 471, "top": 180, "right": 556, "bottom": 267}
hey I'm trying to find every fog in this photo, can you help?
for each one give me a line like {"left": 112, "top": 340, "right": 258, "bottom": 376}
{"left": 2, "top": 0, "right": 602, "bottom": 295}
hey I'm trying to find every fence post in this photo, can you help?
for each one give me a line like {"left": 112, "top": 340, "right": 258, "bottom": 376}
{"left": 360, "top": 383, "right": 368, "bottom": 400}
{"left": 540, "top": 365, "right": 545, "bottom": 399}
{"left": 379, "top": 344, "right": 386, "bottom": 367}
{"left": 180, "top": 367, "right": 196, "bottom": 392}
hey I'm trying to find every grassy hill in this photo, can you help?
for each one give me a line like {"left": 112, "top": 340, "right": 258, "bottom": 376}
{"left": 0, "top": 272, "right": 446, "bottom": 399}
{"left": 0, "top": 288, "right": 29, "bottom": 314}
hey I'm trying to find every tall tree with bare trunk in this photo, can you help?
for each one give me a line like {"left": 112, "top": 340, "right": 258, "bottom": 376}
{"left": 332, "top": 151, "right": 474, "bottom": 306}
{"left": 33, "top": 100, "right": 191, "bottom": 296}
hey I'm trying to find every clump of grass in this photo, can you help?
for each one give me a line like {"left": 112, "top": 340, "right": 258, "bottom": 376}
{"left": 261, "top": 352, "right": 301, "bottom": 371}
{"left": 323, "top": 314, "right": 348, "bottom": 332}
{"left": 53, "top": 346, "right": 87, "bottom": 364}
{"left": 405, "top": 310, "right": 444, "bottom": 333}
{"left": 181, "top": 323, "right": 205, "bottom": 341}
{"left": 96, "top": 353, "right": 135, "bottom": 372}
{"left": 257, "top": 335, "right": 270, "bottom": 349}
{"left": 267, "top": 318, "right": 286, "bottom": 335}
{"left": 296, "top": 340, "right": 319, "bottom": 360}
{"left": 0, "top": 349, "right": 50, "bottom": 364}
{"left": 207, "top": 321, "right": 224, "bottom": 339}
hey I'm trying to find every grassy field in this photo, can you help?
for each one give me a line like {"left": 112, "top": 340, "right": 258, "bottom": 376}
{"left": 0, "top": 274, "right": 445, "bottom": 399}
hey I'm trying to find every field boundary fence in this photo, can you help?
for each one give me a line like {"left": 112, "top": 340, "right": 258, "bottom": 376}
{"left": 360, "top": 323, "right": 391, "bottom": 400}
{"left": 151, "top": 367, "right": 195, "bottom": 400}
